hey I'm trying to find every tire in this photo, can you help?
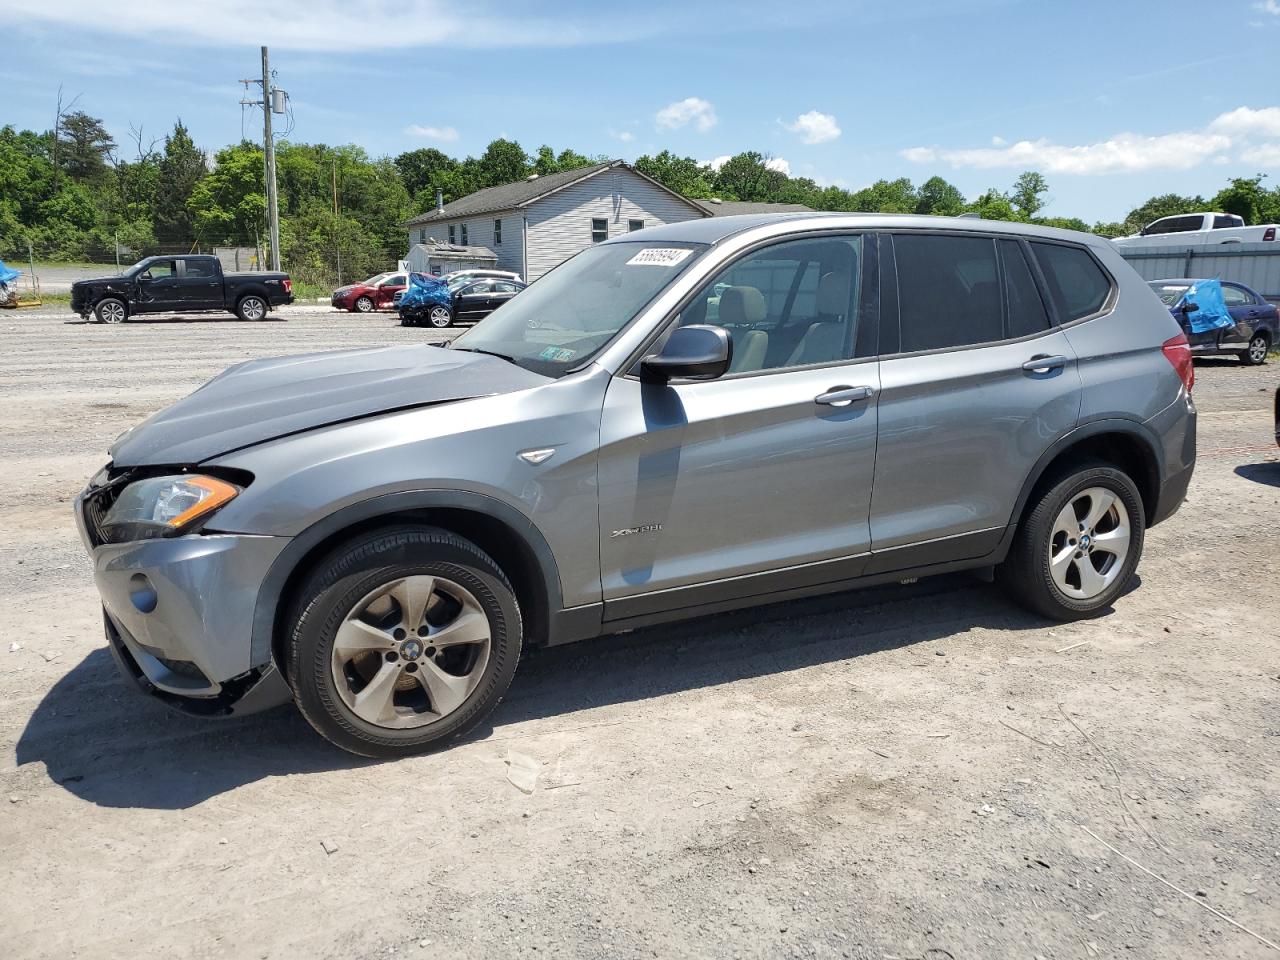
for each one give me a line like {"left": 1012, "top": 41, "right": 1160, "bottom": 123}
{"left": 94, "top": 298, "right": 127, "bottom": 324}
{"left": 428, "top": 305, "right": 452, "bottom": 328}
{"left": 286, "top": 526, "right": 523, "bottom": 758}
{"left": 998, "top": 461, "right": 1145, "bottom": 621}
{"left": 236, "top": 295, "right": 267, "bottom": 322}
{"left": 399, "top": 313, "right": 415, "bottom": 327}
{"left": 354, "top": 295, "right": 374, "bottom": 313}
{"left": 1240, "top": 332, "right": 1269, "bottom": 365}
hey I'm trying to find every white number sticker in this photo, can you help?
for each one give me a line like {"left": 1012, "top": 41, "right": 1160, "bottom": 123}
{"left": 626, "top": 248, "right": 693, "bottom": 267}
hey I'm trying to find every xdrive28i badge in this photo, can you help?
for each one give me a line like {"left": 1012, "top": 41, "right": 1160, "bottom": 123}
{"left": 611, "top": 523, "right": 663, "bottom": 539}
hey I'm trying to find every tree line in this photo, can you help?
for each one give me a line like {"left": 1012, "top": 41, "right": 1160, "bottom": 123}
{"left": 4, "top": 107, "right": 1280, "bottom": 287}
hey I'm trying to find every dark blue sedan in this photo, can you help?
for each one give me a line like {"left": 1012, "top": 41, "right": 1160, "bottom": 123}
{"left": 1149, "top": 278, "right": 1277, "bottom": 365}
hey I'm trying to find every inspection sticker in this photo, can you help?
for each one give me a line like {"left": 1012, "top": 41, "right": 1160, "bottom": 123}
{"left": 626, "top": 248, "right": 693, "bottom": 267}
{"left": 538, "top": 346, "right": 577, "bottom": 362}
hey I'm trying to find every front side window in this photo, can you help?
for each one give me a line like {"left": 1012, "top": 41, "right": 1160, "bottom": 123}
{"left": 381, "top": 274, "right": 406, "bottom": 287}
{"left": 494, "top": 219, "right": 502, "bottom": 245}
{"left": 141, "top": 260, "right": 175, "bottom": 280}
{"left": 1031, "top": 242, "right": 1111, "bottom": 322}
{"left": 894, "top": 234, "right": 1002, "bottom": 352}
{"left": 591, "top": 218, "right": 609, "bottom": 242}
{"left": 452, "top": 241, "right": 705, "bottom": 377}
{"left": 675, "top": 235, "right": 863, "bottom": 372}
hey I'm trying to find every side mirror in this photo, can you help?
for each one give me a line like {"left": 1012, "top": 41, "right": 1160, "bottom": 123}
{"left": 1181, "top": 301, "right": 1197, "bottom": 315}
{"left": 641, "top": 325, "right": 732, "bottom": 381}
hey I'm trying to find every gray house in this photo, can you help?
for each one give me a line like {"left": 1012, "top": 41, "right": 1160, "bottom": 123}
{"left": 404, "top": 160, "right": 710, "bottom": 281}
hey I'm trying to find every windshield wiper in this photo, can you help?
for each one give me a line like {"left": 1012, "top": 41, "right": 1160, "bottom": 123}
{"left": 451, "top": 346, "right": 518, "bottom": 364}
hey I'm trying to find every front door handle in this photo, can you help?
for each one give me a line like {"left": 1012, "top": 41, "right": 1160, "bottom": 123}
{"left": 1022, "top": 355, "right": 1068, "bottom": 374}
{"left": 815, "top": 385, "right": 874, "bottom": 407}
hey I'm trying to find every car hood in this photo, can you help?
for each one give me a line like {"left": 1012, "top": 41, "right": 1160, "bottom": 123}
{"left": 109, "top": 344, "right": 549, "bottom": 466}
{"left": 72, "top": 276, "right": 130, "bottom": 287}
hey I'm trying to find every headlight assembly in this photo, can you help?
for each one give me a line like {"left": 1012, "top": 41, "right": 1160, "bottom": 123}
{"left": 100, "top": 475, "right": 240, "bottom": 542}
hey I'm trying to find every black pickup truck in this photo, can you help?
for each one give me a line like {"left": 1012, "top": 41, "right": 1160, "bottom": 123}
{"left": 71, "top": 255, "right": 293, "bottom": 323}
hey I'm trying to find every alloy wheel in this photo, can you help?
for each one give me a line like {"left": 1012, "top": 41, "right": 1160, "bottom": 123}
{"left": 99, "top": 301, "right": 125, "bottom": 324}
{"left": 1047, "top": 487, "right": 1131, "bottom": 600}
{"left": 1248, "top": 335, "right": 1268, "bottom": 364}
{"left": 240, "top": 297, "right": 265, "bottom": 321}
{"left": 330, "top": 575, "right": 491, "bottom": 729}
{"left": 429, "top": 306, "right": 451, "bottom": 328}
{"left": 356, "top": 296, "right": 374, "bottom": 313}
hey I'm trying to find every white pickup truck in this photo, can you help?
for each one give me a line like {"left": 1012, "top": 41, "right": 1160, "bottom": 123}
{"left": 1111, "top": 212, "right": 1278, "bottom": 248}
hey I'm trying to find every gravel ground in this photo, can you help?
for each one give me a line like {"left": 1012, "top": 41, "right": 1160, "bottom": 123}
{"left": 1, "top": 304, "right": 1278, "bottom": 960}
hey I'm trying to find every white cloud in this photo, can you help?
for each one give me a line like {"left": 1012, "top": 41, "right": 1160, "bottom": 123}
{"left": 991, "top": 135, "right": 1006, "bottom": 147}
{"left": 656, "top": 97, "right": 717, "bottom": 133}
{"left": 902, "top": 130, "right": 1230, "bottom": 175}
{"left": 765, "top": 157, "right": 791, "bottom": 176}
{"left": 783, "top": 110, "right": 841, "bottom": 145}
{"left": 0, "top": 0, "right": 646, "bottom": 50}
{"left": 1254, "top": 0, "right": 1280, "bottom": 14}
{"left": 405, "top": 124, "right": 459, "bottom": 142}
{"left": 609, "top": 129, "right": 635, "bottom": 143}
{"left": 1241, "top": 142, "right": 1280, "bottom": 164}
{"left": 1208, "top": 105, "right": 1280, "bottom": 138}
{"left": 704, "top": 155, "right": 732, "bottom": 171}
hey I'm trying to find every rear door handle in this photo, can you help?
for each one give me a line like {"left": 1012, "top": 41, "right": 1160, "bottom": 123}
{"left": 815, "top": 385, "right": 874, "bottom": 407}
{"left": 1022, "top": 355, "right": 1068, "bottom": 374}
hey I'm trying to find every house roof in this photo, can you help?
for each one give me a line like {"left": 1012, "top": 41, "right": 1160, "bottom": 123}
{"left": 408, "top": 241, "right": 498, "bottom": 262}
{"left": 404, "top": 160, "right": 707, "bottom": 225}
{"left": 695, "top": 199, "right": 814, "bottom": 216}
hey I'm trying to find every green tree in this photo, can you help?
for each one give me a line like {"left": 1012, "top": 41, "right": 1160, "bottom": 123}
{"left": 915, "top": 175, "right": 965, "bottom": 216}
{"left": 1210, "top": 174, "right": 1276, "bottom": 225}
{"left": 1120, "top": 193, "right": 1205, "bottom": 235}
{"left": 850, "top": 178, "right": 918, "bottom": 213}
{"left": 394, "top": 147, "right": 457, "bottom": 199}
{"left": 57, "top": 110, "right": 115, "bottom": 181}
{"left": 153, "top": 120, "right": 206, "bottom": 242}
{"left": 965, "top": 188, "right": 1018, "bottom": 221}
{"left": 1011, "top": 171, "right": 1049, "bottom": 220}
{"left": 633, "top": 151, "right": 715, "bottom": 198}
{"left": 476, "top": 138, "right": 529, "bottom": 187}
{"left": 188, "top": 141, "right": 266, "bottom": 246}
{"left": 713, "top": 152, "right": 788, "bottom": 202}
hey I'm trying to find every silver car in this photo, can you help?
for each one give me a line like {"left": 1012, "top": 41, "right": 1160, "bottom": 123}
{"left": 76, "top": 214, "right": 1197, "bottom": 757}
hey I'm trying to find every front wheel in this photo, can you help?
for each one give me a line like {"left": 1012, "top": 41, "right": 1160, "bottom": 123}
{"left": 236, "top": 295, "right": 267, "bottom": 321}
{"left": 286, "top": 526, "right": 523, "bottom": 758}
{"left": 998, "top": 462, "right": 1145, "bottom": 621}
{"left": 428, "top": 305, "right": 452, "bottom": 328}
{"left": 1241, "top": 333, "right": 1269, "bottom": 365}
{"left": 354, "top": 295, "right": 374, "bottom": 313}
{"left": 94, "top": 298, "right": 127, "bottom": 324}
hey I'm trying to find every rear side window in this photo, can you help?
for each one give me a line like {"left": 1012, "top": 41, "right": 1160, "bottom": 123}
{"left": 1030, "top": 243, "right": 1111, "bottom": 322}
{"left": 998, "top": 240, "right": 1050, "bottom": 338}
{"left": 184, "top": 258, "right": 216, "bottom": 278}
{"left": 894, "top": 234, "right": 1003, "bottom": 351}
{"left": 1213, "top": 215, "right": 1244, "bottom": 229}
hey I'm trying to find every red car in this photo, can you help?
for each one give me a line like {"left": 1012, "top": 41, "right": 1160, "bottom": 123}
{"left": 330, "top": 272, "right": 407, "bottom": 312}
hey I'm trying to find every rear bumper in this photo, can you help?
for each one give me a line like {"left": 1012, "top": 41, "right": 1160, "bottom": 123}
{"left": 1146, "top": 390, "right": 1197, "bottom": 526}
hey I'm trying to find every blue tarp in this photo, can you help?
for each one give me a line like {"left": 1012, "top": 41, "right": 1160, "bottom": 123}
{"left": 0, "top": 260, "right": 20, "bottom": 285}
{"left": 399, "top": 271, "right": 448, "bottom": 311}
{"left": 1181, "top": 279, "right": 1235, "bottom": 334}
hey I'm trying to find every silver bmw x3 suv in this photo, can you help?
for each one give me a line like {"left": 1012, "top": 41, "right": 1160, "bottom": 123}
{"left": 76, "top": 214, "right": 1197, "bottom": 757}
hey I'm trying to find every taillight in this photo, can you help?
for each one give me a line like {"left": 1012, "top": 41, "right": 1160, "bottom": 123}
{"left": 283, "top": 278, "right": 293, "bottom": 294}
{"left": 1162, "top": 332, "right": 1194, "bottom": 392}
{"left": 1263, "top": 227, "right": 1275, "bottom": 241}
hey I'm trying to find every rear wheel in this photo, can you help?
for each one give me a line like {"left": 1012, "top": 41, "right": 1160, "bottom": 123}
{"left": 236, "top": 295, "right": 267, "bottom": 321}
{"left": 1241, "top": 332, "right": 1269, "bottom": 365}
{"left": 94, "top": 298, "right": 127, "bottom": 324}
{"left": 286, "top": 526, "right": 522, "bottom": 758}
{"left": 428, "top": 305, "right": 452, "bottom": 328}
{"left": 998, "top": 462, "right": 1144, "bottom": 620}
{"left": 354, "top": 295, "right": 374, "bottom": 313}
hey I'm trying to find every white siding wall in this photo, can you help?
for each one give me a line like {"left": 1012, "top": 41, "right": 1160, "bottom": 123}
{"left": 407, "top": 214, "right": 524, "bottom": 276}
{"left": 524, "top": 168, "right": 704, "bottom": 279}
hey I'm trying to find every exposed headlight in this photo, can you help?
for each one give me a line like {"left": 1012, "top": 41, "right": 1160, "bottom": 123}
{"left": 101, "top": 475, "right": 240, "bottom": 542}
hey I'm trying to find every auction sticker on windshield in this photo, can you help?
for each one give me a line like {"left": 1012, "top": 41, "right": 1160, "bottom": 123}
{"left": 626, "top": 248, "right": 694, "bottom": 267}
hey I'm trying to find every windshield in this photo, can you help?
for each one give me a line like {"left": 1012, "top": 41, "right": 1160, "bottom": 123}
{"left": 1148, "top": 281, "right": 1190, "bottom": 306}
{"left": 363, "top": 273, "right": 390, "bottom": 286}
{"left": 452, "top": 241, "right": 706, "bottom": 376}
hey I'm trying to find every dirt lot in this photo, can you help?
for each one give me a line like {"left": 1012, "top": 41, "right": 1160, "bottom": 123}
{"left": 1, "top": 304, "right": 1277, "bottom": 960}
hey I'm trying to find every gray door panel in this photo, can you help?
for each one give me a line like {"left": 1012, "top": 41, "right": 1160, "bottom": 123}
{"left": 870, "top": 331, "right": 1081, "bottom": 551}
{"left": 597, "top": 362, "right": 880, "bottom": 604}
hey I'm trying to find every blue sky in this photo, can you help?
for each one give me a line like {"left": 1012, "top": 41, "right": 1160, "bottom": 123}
{"left": 4, "top": 0, "right": 1280, "bottom": 223}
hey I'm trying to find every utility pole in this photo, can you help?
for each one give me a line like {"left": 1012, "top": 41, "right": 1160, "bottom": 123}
{"left": 261, "top": 46, "right": 281, "bottom": 272}
{"left": 240, "top": 50, "right": 283, "bottom": 272}
{"left": 332, "top": 158, "right": 342, "bottom": 285}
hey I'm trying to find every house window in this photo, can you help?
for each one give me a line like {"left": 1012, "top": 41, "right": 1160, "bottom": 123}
{"left": 461, "top": 223, "right": 468, "bottom": 245}
{"left": 494, "top": 219, "right": 502, "bottom": 245}
{"left": 448, "top": 225, "right": 456, "bottom": 244}
{"left": 418, "top": 229, "right": 426, "bottom": 242}
{"left": 629, "top": 219, "right": 644, "bottom": 232}
{"left": 591, "top": 218, "right": 608, "bottom": 242}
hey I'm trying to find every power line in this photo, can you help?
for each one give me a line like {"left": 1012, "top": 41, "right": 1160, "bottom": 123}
{"left": 237, "top": 47, "right": 286, "bottom": 272}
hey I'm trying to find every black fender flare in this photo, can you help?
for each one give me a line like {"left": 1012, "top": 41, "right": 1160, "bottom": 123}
{"left": 248, "top": 489, "right": 565, "bottom": 668}
{"left": 1000, "top": 417, "right": 1163, "bottom": 550}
